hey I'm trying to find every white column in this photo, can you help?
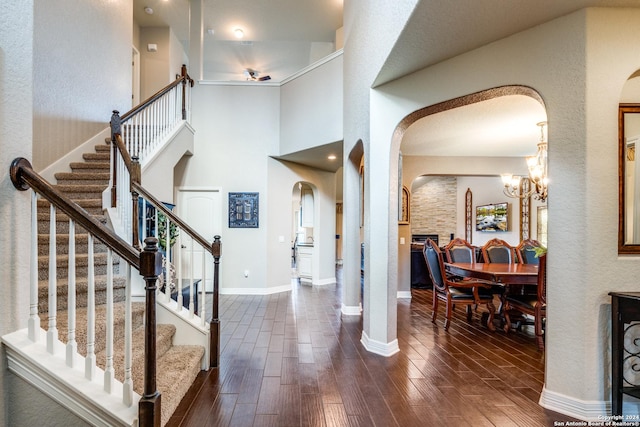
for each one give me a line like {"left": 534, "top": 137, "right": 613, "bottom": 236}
{"left": 189, "top": 0, "right": 204, "bottom": 81}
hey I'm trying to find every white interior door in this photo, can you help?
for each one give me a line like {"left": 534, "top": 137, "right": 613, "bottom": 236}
{"left": 177, "top": 189, "right": 222, "bottom": 292}
{"left": 132, "top": 46, "right": 140, "bottom": 107}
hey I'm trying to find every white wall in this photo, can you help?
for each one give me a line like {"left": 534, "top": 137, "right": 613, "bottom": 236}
{"left": 176, "top": 83, "right": 280, "bottom": 292}
{"left": 267, "top": 159, "right": 337, "bottom": 290}
{"left": 1, "top": 1, "right": 34, "bottom": 424}
{"left": 280, "top": 53, "right": 343, "bottom": 155}
{"left": 143, "top": 124, "right": 195, "bottom": 204}
{"left": 140, "top": 26, "right": 187, "bottom": 100}
{"left": 32, "top": 0, "right": 133, "bottom": 171}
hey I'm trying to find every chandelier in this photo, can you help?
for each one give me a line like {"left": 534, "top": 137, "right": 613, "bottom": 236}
{"left": 501, "top": 121, "right": 548, "bottom": 202}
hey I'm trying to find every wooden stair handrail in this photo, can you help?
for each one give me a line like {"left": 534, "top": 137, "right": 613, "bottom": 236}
{"left": 133, "top": 182, "right": 214, "bottom": 255}
{"left": 121, "top": 64, "right": 193, "bottom": 123}
{"left": 10, "top": 157, "right": 140, "bottom": 266}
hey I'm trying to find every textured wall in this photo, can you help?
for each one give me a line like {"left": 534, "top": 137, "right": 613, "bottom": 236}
{"left": 1, "top": 1, "right": 34, "bottom": 424}
{"left": 32, "top": 0, "right": 133, "bottom": 171}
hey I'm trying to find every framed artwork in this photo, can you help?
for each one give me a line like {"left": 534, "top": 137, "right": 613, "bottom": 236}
{"left": 399, "top": 186, "right": 410, "bottom": 224}
{"left": 465, "top": 188, "right": 472, "bottom": 242}
{"left": 537, "top": 206, "right": 548, "bottom": 246}
{"left": 476, "top": 202, "right": 509, "bottom": 232}
{"left": 229, "top": 192, "right": 259, "bottom": 228}
{"left": 519, "top": 179, "right": 531, "bottom": 241}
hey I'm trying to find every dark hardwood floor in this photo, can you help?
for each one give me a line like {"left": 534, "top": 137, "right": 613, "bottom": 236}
{"left": 166, "top": 270, "right": 573, "bottom": 426}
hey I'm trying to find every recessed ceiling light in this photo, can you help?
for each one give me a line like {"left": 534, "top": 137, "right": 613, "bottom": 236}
{"left": 234, "top": 28, "right": 244, "bottom": 39}
{"left": 328, "top": 154, "right": 337, "bottom": 160}
{"left": 144, "top": 6, "right": 153, "bottom": 15}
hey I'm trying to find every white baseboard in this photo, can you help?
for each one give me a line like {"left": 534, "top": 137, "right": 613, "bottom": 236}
{"left": 219, "top": 283, "right": 292, "bottom": 295}
{"left": 341, "top": 304, "right": 362, "bottom": 316}
{"left": 539, "top": 386, "right": 619, "bottom": 421}
{"left": 360, "top": 331, "right": 400, "bottom": 357}
{"left": 397, "top": 291, "right": 412, "bottom": 299}
{"left": 313, "top": 277, "right": 336, "bottom": 286}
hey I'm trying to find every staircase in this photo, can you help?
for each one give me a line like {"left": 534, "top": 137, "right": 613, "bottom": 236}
{"left": 38, "top": 142, "right": 204, "bottom": 426}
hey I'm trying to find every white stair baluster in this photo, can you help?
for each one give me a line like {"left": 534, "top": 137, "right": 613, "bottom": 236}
{"left": 164, "top": 215, "right": 171, "bottom": 303}
{"left": 85, "top": 234, "right": 96, "bottom": 380}
{"left": 122, "top": 263, "right": 134, "bottom": 406}
{"left": 28, "top": 191, "right": 40, "bottom": 341}
{"left": 47, "top": 204, "right": 58, "bottom": 354}
{"left": 199, "top": 251, "right": 206, "bottom": 326}
{"left": 189, "top": 239, "right": 194, "bottom": 318}
{"left": 104, "top": 248, "right": 114, "bottom": 393}
{"left": 66, "top": 220, "right": 77, "bottom": 367}
{"left": 176, "top": 231, "right": 183, "bottom": 312}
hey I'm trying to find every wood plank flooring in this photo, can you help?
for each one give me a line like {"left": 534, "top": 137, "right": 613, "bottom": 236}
{"left": 167, "top": 271, "right": 574, "bottom": 426}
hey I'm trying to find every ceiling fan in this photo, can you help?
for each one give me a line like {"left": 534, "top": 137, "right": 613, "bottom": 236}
{"left": 243, "top": 68, "right": 271, "bottom": 81}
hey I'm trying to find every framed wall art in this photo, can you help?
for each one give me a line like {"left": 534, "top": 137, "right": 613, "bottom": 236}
{"left": 229, "top": 192, "right": 259, "bottom": 228}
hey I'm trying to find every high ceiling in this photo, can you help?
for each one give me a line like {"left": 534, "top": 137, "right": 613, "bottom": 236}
{"left": 133, "top": 0, "right": 343, "bottom": 82}
{"left": 132, "top": 0, "right": 640, "bottom": 170}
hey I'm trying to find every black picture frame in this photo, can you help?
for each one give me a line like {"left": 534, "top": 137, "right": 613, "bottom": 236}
{"left": 229, "top": 192, "right": 259, "bottom": 228}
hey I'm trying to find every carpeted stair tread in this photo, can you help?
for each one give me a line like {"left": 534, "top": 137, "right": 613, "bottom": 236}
{"left": 38, "top": 251, "right": 119, "bottom": 270}
{"left": 155, "top": 345, "right": 205, "bottom": 426}
{"left": 95, "top": 324, "right": 177, "bottom": 383}
{"left": 83, "top": 152, "right": 110, "bottom": 162}
{"left": 69, "top": 162, "right": 110, "bottom": 173}
{"left": 40, "top": 301, "right": 146, "bottom": 356}
{"left": 37, "top": 275, "right": 127, "bottom": 312}
{"left": 94, "top": 143, "right": 111, "bottom": 153}
{"left": 38, "top": 252, "right": 120, "bottom": 281}
{"left": 38, "top": 234, "right": 109, "bottom": 256}
{"left": 53, "top": 184, "right": 108, "bottom": 196}
{"left": 38, "top": 211, "right": 107, "bottom": 223}
{"left": 38, "top": 198, "right": 103, "bottom": 215}
{"left": 54, "top": 172, "right": 111, "bottom": 185}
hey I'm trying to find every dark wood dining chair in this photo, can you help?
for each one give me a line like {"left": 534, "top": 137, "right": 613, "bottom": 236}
{"left": 503, "top": 253, "right": 546, "bottom": 350}
{"left": 516, "top": 239, "right": 543, "bottom": 264}
{"left": 482, "top": 238, "right": 516, "bottom": 264}
{"left": 423, "top": 239, "right": 495, "bottom": 331}
{"left": 444, "top": 238, "right": 476, "bottom": 263}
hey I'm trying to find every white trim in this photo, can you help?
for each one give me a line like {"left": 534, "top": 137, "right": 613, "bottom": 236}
{"left": 341, "top": 304, "right": 362, "bottom": 316}
{"left": 39, "top": 127, "right": 111, "bottom": 181}
{"left": 197, "top": 80, "right": 280, "bottom": 87}
{"left": 2, "top": 329, "right": 139, "bottom": 427}
{"left": 140, "top": 121, "right": 194, "bottom": 170}
{"left": 539, "top": 386, "right": 614, "bottom": 422}
{"left": 360, "top": 331, "right": 400, "bottom": 357}
{"left": 397, "top": 291, "right": 412, "bottom": 299}
{"left": 313, "top": 277, "right": 337, "bottom": 286}
{"left": 219, "top": 283, "right": 292, "bottom": 295}
{"left": 280, "top": 49, "right": 343, "bottom": 84}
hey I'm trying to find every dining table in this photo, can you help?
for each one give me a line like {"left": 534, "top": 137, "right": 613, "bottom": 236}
{"left": 444, "top": 261, "right": 539, "bottom": 331}
{"left": 444, "top": 262, "right": 538, "bottom": 286}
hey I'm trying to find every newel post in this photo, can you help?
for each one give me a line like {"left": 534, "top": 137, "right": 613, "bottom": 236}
{"left": 210, "top": 235, "right": 221, "bottom": 368}
{"left": 139, "top": 237, "right": 162, "bottom": 427}
{"left": 181, "top": 64, "right": 188, "bottom": 120}
{"left": 110, "top": 110, "right": 121, "bottom": 208}
{"left": 131, "top": 156, "right": 141, "bottom": 249}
